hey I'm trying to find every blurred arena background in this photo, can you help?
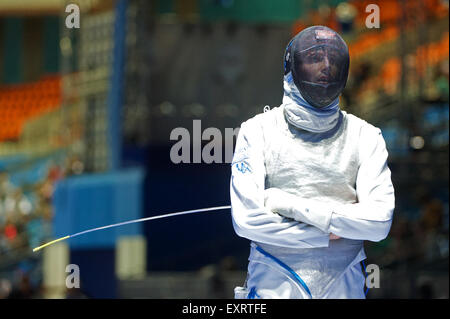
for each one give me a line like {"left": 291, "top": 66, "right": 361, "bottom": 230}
{"left": 0, "top": 0, "right": 448, "bottom": 299}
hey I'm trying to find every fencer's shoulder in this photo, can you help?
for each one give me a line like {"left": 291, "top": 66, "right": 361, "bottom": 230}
{"left": 343, "top": 111, "right": 382, "bottom": 138}
{"left": 343, "top": 112, "right": 387, "bottom": 161}
{"left": 240, "top": 105, "right": 281, "bottom": 132}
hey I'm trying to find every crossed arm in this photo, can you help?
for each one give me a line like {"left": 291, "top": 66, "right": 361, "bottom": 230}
{"left": 230, "top": 119, "right": 395, "bottom": 249}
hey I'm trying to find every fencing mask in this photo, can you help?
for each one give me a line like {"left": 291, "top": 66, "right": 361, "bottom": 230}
{"left": 284, "top": 26, "right": 350, "bottom": 108}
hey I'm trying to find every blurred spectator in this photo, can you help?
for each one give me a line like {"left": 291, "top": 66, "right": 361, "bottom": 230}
{"left": 373, "top": 215, "right": 419, "bottom": 266}
{"left": 335, "top": 2, "right": 357, "bottom": 33}
{"left": 417, "top": 196, "right": 448, "bottom": 262}
{"left": 417, "top": 277, "right": 435, "bottom": 299}
{"left": 7, "top": 272, "right": 35, "bottom": 299}
{"left": 202, "top": 256, "right": 238, "bottom": 298}
{"left": 434, "top": 60, "right": 449, "bottom": 102}
{"left": 0, "top": 171, "right": 13, "bottom": 224}
{"left": 0, "top": 279, "right": 12, "bottom": 299}
{"left": 0, "top": 171, "right": 13, "bottom": 192}
{"left": 65, "top": 281, "right": 88, "bottom": 299}
{"left": 65, "top": 287, "right": 88, "bottom": 299}
{"left": 63, "top": 155, "right": 85, "bottom": 176}
{"left": 47, "top": 161, "right": 64, "bottom": 183}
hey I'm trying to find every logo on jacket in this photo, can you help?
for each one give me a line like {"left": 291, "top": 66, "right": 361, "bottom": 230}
{"left": 235, "top": 161, "right": 251, "bottom": 174}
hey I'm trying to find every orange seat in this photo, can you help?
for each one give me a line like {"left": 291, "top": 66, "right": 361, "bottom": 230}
{"left": 0, "top": 75, "right": 62, "bottom": 141}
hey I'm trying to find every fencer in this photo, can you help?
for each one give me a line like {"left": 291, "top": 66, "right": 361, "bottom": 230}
{"left": 230, "top": 25, "right": 395, "bottom": 299}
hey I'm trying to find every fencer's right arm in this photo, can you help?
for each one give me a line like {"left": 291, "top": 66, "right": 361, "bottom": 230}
{"left": 230, "top": 119, "right": 330, "bottom": 248}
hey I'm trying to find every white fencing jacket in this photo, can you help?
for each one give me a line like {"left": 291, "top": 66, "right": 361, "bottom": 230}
{"left": 230, "top": 105, "right": 395, "bottom": 298}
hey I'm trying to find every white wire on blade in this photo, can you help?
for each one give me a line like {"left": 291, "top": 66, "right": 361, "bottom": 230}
{"left": 33, "top": 205, "right": 231, "bottom": 252}
{"left": 70, "top": 205, "right": 231, "bottom": 238}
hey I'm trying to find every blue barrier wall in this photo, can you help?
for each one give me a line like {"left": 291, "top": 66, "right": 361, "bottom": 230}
{"left": 52, "top": 168, "right": 145, "bottom": 249}
{"left": 52, "top": 167, "right": 144, "bottom": 298}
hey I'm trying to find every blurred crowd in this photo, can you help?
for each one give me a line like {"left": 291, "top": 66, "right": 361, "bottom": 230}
{"left": 366, "top": 192, "right": 449, "bottom": 267}
{"left": 0, "top": 154, "right": 87, "bottom": 299}
{"left": 0, "top": 171, "right": 54, "bottom": 258}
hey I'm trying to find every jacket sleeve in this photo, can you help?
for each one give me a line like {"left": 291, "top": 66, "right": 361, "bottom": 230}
{"left": 230, "top": 118, "right": 330, "bottom": 248}
{"left": 284, "top": 127, "right": 395, "bottom": 242}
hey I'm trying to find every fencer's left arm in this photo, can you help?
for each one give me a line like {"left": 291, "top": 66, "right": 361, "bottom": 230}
{"left": 265, "top": 127, "right": 395, "bottom": 242}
